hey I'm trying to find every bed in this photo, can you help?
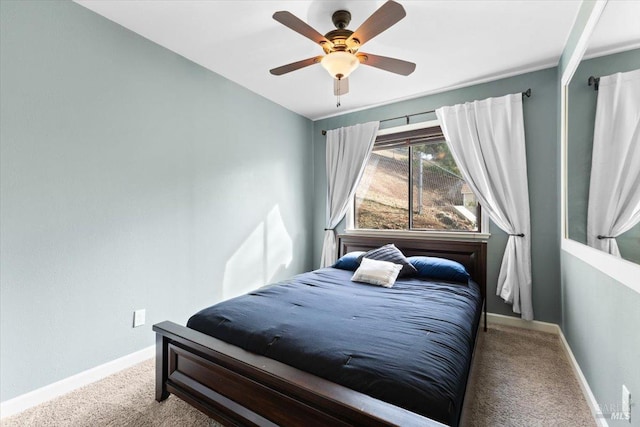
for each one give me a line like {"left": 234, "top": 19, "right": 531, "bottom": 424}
{"left": 153, "top": 235, "right": 487, "bottom": 426}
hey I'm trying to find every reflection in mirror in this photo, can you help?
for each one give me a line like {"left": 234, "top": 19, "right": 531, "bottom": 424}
{"left": 567, "top": 0, "right": 640, "bottom": 264}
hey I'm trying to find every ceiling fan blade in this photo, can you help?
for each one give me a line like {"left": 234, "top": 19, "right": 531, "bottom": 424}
{"left": 334, "top": 77, "right": 349, "bottom": 95}
{"left": 357, "top": 53, "right": 416, "bottom": 76}
{"left": 270, "top": 56, "right": 323, "bottom": 76}
{"left": 273, "top": 11, "right": 332, "bottom": 47}
{"left": 348, "top": 1, "right": 406, "bottom": 46}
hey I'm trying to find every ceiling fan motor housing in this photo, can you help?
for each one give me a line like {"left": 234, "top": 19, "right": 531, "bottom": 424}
{"left": 323, "top": 10, "right": 360, "bottom": 54}
{"left": 332, "top": 10, "right": 351, "bottom": 29}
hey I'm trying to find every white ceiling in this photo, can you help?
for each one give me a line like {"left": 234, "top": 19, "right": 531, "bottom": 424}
{"left": 585, "top": 0, "right": 640, "bottom": 59}
{"left": 75, "top": 0, "right": 586, "bottom": 120}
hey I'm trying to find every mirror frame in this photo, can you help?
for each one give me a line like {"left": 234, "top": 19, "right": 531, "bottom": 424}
{"left": 560, "top": 0, "right": 640, "bottom": 293}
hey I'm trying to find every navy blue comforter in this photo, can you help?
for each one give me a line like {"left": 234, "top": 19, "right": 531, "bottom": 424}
{"left": 187, "top": 267, "right": 482, "bottom": 426}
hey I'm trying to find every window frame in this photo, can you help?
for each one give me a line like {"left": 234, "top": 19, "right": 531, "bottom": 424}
{"left": 346, "top": 120, "right": 490, "bottom": 241}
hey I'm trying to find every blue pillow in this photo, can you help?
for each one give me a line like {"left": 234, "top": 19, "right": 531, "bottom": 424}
{"left": 332, "top": 251, "right": 365, "bottom": 271}
{"left": 408, "top": 256, "right": 470, "bottom": 283}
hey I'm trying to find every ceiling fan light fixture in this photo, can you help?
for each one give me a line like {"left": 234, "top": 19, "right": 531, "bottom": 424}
{"left": 320, "top": 51, "right": 360, "bottom": 80}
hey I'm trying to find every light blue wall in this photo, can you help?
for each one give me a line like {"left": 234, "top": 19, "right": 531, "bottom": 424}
{"left": 312, "top": 68, "right": 561, "bottom": 323}
{"left": 562, "top": 253, "right": 640, "bottom": 426}
{"left": 567, "top": 48, "right": 640, "bottom": 263}
{"left": 0, "top": 0, "right": 313, "bottom": 401}
{"left": 560, "top": 2, "right": 640, "bottom": 425}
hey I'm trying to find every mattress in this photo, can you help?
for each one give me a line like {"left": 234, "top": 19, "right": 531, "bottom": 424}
{"left": 187, "top": 267, "right": 482, "bottom": 426}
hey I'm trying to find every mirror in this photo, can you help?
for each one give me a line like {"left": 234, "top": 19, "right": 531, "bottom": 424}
{"left": 566, "top": 0, "right": 640, "bottom": 264}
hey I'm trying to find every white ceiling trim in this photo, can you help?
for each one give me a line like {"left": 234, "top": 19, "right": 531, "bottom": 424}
{"left": 314, "top": 58, "right": 558, "bottom": 121}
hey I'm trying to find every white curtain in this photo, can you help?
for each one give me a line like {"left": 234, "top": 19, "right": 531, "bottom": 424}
{"left": 320, "top": 121, "right": 379, "bottom": 267}
{"left": 436, "top": 94, "right": 533, "bottom": 320}
{"left": 587, "top": 69, "right": 640, "bottom": 256}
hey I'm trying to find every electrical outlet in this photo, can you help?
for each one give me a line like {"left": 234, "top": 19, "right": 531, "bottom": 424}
{"left": 621, "top": 384, "right": 631, "bottom": 422}
{"left": 622, "top": 384, "right": 631, "bottom": 422}
{"left": 133, "top": 309, "right": 146, "bottom": 328}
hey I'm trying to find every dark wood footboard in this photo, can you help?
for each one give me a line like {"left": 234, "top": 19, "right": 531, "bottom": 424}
{"left": 153, "top": 321, "right": 445, "bottom": 427}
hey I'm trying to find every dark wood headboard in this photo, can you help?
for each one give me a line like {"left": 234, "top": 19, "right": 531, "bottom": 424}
{"left": 338, "top": 234, "right": 487, "bottom": 307}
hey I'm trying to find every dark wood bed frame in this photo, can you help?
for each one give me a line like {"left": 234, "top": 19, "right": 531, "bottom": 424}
{"left": 153, "top": 235, "right": 487, "bottom": 426}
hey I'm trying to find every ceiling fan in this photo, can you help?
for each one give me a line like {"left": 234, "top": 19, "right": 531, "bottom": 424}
{"left": 269, "top": 0, "right": 416, "bottom": 105}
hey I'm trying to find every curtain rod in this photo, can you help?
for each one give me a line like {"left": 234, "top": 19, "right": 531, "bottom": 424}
{"left": 588, "top": 76, "right": 600, "bottom": 91}
{"left": 321, "top": 88, "right": 532, "bottom": 135}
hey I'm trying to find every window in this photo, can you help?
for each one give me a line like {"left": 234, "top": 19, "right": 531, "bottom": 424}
{"left": 351, "top": 122, "right": 482, "bottom": 233}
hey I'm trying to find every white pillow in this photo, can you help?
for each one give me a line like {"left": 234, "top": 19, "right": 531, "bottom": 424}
{"left": 351, "top": 257, "right": 402, "bottom": 288}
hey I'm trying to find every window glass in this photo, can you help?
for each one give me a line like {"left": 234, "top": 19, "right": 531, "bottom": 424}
{"left": 355, "top": 147, "right": 408, "bottom": 230}
{"left": 353, "top": 131, "right": 479, "bottom": 232}
{"left": 411, "top": 141, "right": 478, "bottom": 231}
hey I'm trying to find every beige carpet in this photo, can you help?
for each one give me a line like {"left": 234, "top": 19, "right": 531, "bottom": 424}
{"left": 1, "top": 325, "right": 594, "bottom": 427}
{"left": 461, "top": 325, "right": 595, "bottom": 427}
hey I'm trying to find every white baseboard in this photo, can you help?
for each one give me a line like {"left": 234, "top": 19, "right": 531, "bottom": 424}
{"left": 486, "top": 312, "right": 607, "bottom": 427}
{"left": 557, "top": 330, "right": 609, "bottom": 427}
{"left": 487, "top": 312, "right": 560, "bottom": 334}
{"left": 0, "top": 345, "right": 154, "bottom": 419}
